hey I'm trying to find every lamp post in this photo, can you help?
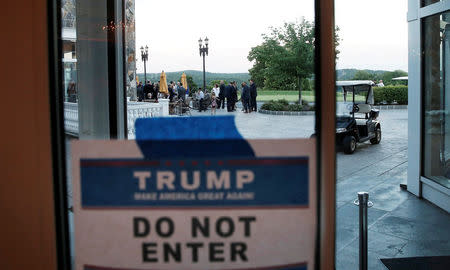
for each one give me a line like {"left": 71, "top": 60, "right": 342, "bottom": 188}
{"left": 198, "top": 37, "right": 209, "bottom": 92}
{"left": 140, "top": 45, "right": 149, "bottom": 84}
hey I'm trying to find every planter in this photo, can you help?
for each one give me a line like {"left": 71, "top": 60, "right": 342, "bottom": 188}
{"left": 258, "top": 109, "right": 315, "bottom": 116}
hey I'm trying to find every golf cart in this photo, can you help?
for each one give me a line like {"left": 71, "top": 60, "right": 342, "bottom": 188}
{"left": 336, "top": 81, "right": 381, "bottom": 154}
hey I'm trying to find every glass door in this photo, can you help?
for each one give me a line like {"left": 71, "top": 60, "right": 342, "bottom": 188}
{"left": 55, "top": 0, "right": 337, "bottom": 269}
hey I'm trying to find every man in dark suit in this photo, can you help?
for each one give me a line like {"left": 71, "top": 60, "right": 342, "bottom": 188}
{"left": 153, "top": 82, "right": 159, "bottom": 102}
{"left": 177, "top": 82, "right": 186, "bottom": 101}
{"left": 249, "top": 79, "right": 258, "bottom": 111}
{"left": 219, "top": 80, "right": 225, "bottom": 109}
{"left": 168, "top": 81, "right": 174, "bottom": 102}
{"left": 137, "top": 82, "right": 144, "bottom": 101}
{"left": 225, "top": 82, "right": 234, "bottom": 112}
{"left": 143, "top": 80, "right": 153, "bottom": 100}
{"left": 241, "top": 82, "right": 251, "bottom": 113}
{"left": 232, "top": 81, "right": 238, "bottom": 111}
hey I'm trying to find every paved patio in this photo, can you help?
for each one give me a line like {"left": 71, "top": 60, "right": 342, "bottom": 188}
{"left": 191, "top": 108, "right": 450, "bottom": 269}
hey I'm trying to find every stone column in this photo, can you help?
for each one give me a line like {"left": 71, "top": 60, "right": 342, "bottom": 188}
{"left": 159, "top": 99, "right": 170, "bottom": 116}
{"left": 76, "top": 0, "right": 126, "bottom": 139}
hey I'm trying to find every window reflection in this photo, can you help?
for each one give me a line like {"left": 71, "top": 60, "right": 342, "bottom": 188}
{"left": 422, "top": 11, "right": 450, "bottom": 188}
{"left": 60, "top": 0, "right": 316, "bottom": 140}
{"left": 422, "top": 0, "right": 442, "bottom": 8}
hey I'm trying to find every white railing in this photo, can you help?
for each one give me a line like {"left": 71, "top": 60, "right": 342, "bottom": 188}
{"left": 64, "top": 102, "right": 79, "bottom": 136}
{"left": 126, "top": 100, "right": 168, "bottom": 138}
{"left": 64, "top": 99, "right": 169, "bottom": 138}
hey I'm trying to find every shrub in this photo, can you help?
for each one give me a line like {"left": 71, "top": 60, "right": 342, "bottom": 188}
{"left": 373, "top": 86, "right": 408, "bottom": 105}
{"left": 278, "top": 99, "right": 289, "bottom": 106}
{"left": 287, "top": 104, "right": 302, "bottom": 111}
{"left": 261, "top": 99, "right": 304, "bottom": 111}
{"left": 260, "top": 102, "right": 275, "bottom": 110}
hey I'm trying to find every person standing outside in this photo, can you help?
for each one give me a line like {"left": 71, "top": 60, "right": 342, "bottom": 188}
{"left": 219, "top": 80, "right": 226, "bottom": 109}
{"left": 212, "top": 84, "right": 220, "bottom": 99}
{"left": 226, "top": 82, "right": 233, "bottom": 112}
{"left": 241, "top": 82, "right": 251, "bottom": 113}
{"left": 168, "top": 81, "right": 175, "bottom": 102}
{"left": 143, "top": 80, "right": 153, "bottom": 100}
{"left": 249, "top": 79, "right": 258, "bottom": 112}
{"left": 153, "top": 82, "right": 160, "bottom": 102}
{"left": 211, "top": 93, "right": 217, "bottom": 115}
{"left": 232, "top": 81, "right": 238, "bottom": 111}
{"left": 67, "top": 81, "right": 77, "bottom": 103}
{"left": 136, "top": 81, "right": 144, "bottom": 101}
{"left": 177, "top": 82, "right": 186, "bottom": 102}
{"left": 211, "top": 84, "right": 219, "bottom": 112}
{"left": 197, "top": 87, "right": 205, "bottom": 112}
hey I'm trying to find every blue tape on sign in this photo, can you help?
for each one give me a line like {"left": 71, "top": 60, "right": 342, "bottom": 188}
{"left": 135, "top": 116, "right": 255, "bottom": 159}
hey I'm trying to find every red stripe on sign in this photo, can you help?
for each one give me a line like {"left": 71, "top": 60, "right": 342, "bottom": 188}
{"left": 80, "top": 160, "right": 160, "bottom": 167}
{"left": 84, "top": 262, "right": 307, "bottom": 270}
{"left": 227, "top": 159, "right": 307, "bottom": 166}
{"left": 82, "top": 205, "right": 309, "bottom": 211}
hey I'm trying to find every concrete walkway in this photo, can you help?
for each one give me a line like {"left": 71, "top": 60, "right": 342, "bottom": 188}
{"left": 333, "top": 110, "right": 449, "bottom": 269}
{"left": 190, "top": 108, "right": 450, "bottom": 269}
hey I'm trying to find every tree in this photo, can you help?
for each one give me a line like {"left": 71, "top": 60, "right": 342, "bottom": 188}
{"left": 248, "top": 19, "right": 340, "bottom": 103}
{"left": 249, "top": 38, "right": 295, "bottom": 90}
{"left": 302, "top": 78, "right": 312, "bottom": 91}
{"left": 352, "top": 70, "right": 375, "bottom": 81}
{"left": 380, "top": 70, "right": 408, "bottom": 85}
{"left": 248, "top": 39, "right": 282, "bottom": 89}
{"left": 208, "top": 80, "right": 227, "bottom": 90}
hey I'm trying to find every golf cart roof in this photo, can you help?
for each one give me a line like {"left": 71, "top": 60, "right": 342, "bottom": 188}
{"left": 336, "top": 80, "right": 375, "bottom": 86}
{"left": 392, "top": 76, "right": 408, "bottom": 81}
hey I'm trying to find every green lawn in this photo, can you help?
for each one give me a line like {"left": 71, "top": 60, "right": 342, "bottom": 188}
{"left": 256, "top": 90, "right": 366, "bottom": 103}
{"left": 257, "top": 90, "right": 314, "bottom": 102}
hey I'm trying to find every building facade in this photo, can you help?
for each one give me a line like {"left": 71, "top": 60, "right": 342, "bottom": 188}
{"left": 61, "top": 0, "right": 137, "bottom": 102}
{"left": 408, "top": 0, "right": 450, "bottom": 211}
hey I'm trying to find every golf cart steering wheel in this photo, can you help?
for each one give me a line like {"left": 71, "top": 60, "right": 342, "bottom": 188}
{"left": 346, "top": 103, "right": 353, "bottom": 111}
{"left": 353, "top": 104, "right": 360, "bottom": 113}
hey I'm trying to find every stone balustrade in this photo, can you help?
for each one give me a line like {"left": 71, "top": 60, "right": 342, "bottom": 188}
{"left": 64, "top": 102, "right": 79, "bottom": 136}
{"left": 64, "top": 99, "right": 169, "bottom": 138}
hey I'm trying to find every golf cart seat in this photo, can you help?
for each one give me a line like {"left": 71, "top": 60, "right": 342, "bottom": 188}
{"left": 356, "top": 118, "right": 369, "bottom": 125}
{"left": 356, "top": 103, "right": 372, "bottom": 114}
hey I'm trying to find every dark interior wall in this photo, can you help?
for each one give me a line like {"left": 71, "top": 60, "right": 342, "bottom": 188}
{"left": 0, "top": 1, "right": 57, "bottom": 269}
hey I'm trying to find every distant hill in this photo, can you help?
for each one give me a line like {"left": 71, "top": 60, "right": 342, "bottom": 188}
{"left": 336, "top": 69, "right": 390, "bottom": 80}
{"left": 137, "top": 69, "right": 401, "bottom": 87}
{"left": 137, "top": 70, "right": 250, "bottom": 87}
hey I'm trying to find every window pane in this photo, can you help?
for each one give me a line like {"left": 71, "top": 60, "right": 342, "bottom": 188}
{"left": 61, "top": 0, "right": 317, "bottom": 268}
{"left": 422, "top": 11, "right": 450, "bottom": 188}
{"left": 62, "top": 0, "right": 317, "bottom": 140}
{"left": 131, "top": 0, "right": 316, "bottom": 140}
{"left": 422, "top": 0, "right": 442, "bottom": 8}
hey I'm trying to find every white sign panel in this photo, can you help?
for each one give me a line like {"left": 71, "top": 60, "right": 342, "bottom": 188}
{"left": 72, "top": 137, "right": 316, "bottom": 270}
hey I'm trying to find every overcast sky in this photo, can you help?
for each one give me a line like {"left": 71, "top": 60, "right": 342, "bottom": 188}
{"left": 135, "top": 0, "right": 408, "bottom": 73}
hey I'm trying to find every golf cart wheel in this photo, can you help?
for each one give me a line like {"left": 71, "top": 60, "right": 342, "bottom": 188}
{"left": 370, "top": 126, "right": 381, "bottom": 144}
{"left": 343, "top": 135, "right": 356, "bottom": 154}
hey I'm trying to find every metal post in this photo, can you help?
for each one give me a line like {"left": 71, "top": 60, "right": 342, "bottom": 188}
{"left": 316, "top": 1, "right": 337, "bottom": 269}
{"left": 357, "top": 192, "right": 369, "bottom": 270}
{"left": 202, "top": 53, "right": 206, "bottom": 91}
{"left": 144, "top": 58, "right": 147, "bottom": 84}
